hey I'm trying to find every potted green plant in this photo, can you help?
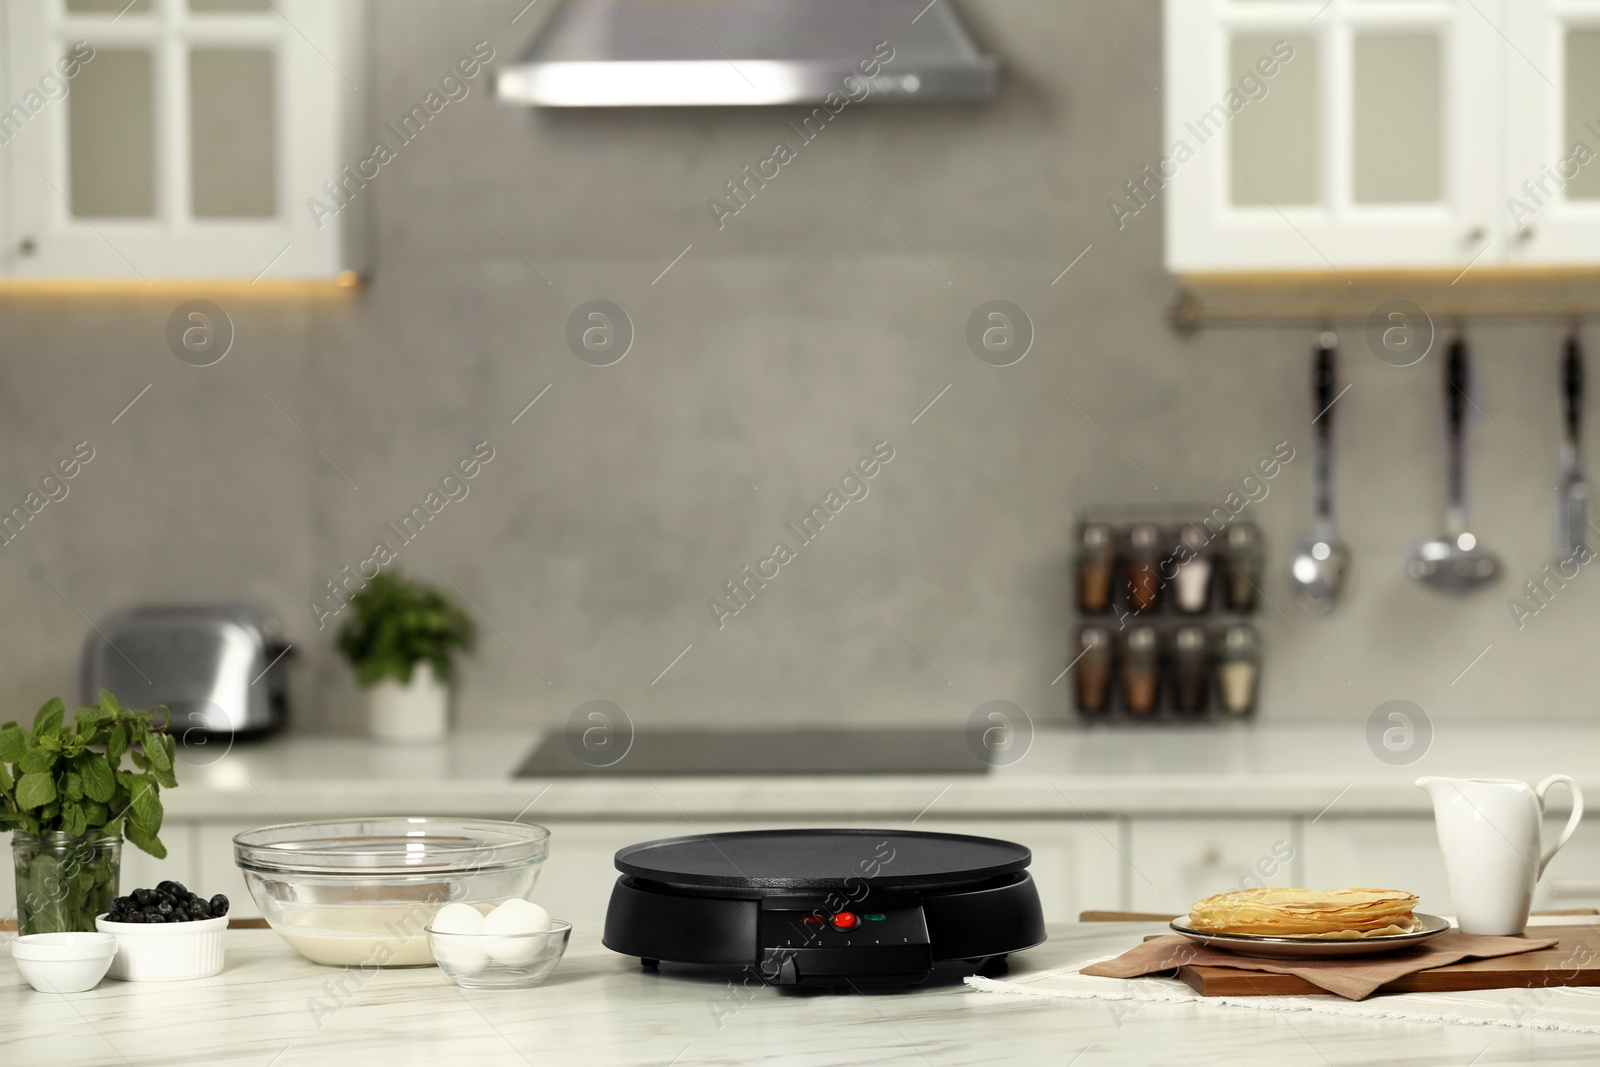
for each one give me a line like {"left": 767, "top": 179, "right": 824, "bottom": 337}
{"left": 0, "top": 691, "right": 175, "bottom": 935}
{"left": 337, "top": 571, "right": 475, "bottom": 742}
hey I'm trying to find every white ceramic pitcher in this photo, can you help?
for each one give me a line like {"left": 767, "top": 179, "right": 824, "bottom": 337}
{"left": 1415, "top": 776, "right": 1585, "bottom": 935}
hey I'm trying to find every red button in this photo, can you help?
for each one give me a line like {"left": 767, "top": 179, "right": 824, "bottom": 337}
{"left": 831, "top": 912, "right": 859, "bottom": 930}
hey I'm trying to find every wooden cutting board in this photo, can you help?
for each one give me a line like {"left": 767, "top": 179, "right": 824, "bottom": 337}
{"left": 1178, "top": 925, "right": 1600, "bottom": 996}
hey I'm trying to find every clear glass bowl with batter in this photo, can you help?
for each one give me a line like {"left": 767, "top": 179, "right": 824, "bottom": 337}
{"left": 233, "top": 817, "right": 549, "bottom": 967}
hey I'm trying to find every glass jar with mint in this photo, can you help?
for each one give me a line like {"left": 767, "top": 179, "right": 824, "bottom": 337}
{"left": 1, "top": 692, "right": 175, "bottom": 935}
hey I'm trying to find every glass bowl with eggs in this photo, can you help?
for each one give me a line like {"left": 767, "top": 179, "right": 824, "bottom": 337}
{"left": 427, "top": 899, "right": 571, "bottom": 988}
{"left": 233, "top": 817, "right": 549, "bottom": 967}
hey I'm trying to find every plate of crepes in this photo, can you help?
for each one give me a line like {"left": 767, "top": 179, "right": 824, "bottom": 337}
{"left": 1170, "top": 887, "right": 1451, "bottom": 959}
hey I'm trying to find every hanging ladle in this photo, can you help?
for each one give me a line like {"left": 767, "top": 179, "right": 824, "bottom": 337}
{"left": 1289, "top": 333, "right": 1349, "bottom": 615}
{"left": 1406, "top": 335, "right": 1500, "bottom": 592}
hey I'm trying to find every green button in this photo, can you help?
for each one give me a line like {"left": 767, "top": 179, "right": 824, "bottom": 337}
{"left": 863, "top": 913, "right": 887, "bottom": 921}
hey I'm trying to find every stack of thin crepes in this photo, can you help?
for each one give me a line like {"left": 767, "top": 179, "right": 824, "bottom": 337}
{"left": 1186, "top": 887, "right": 1425, "bottom": 939}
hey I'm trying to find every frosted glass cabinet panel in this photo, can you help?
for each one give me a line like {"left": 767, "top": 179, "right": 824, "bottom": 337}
{"left": 1568, "top": 30, "right": 1600, "bottom": 202}
{"left": 1351, "top": 33, "right": 1441, "bottom": 205}
{"left": 66, "top": 0, "right": 154, "bottom": 13}
{"left": 67, "top": 49, "right": 156, "bottom": 218}
{"left": 1228, "top": 34, "right": 1318, "bottom": 206}
{"left": 1166, "top": 0, "right": 1598, "bottom": 272}
{"left": 1500, "top": 2, "right": 1600, "bottom": 264}
{"left": 0, "top": 0, "right": 365, "bottom": 279}
{"left": 189, "top": 49, "right": 277, "bottom": 218}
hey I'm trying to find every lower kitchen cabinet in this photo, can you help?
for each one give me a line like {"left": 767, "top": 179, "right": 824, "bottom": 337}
{"left": 1302, "top": 818, "right": 1452, "bottom": 915}
{"left": 1128, "top": 818, "right": 1300, "bottom": 914}
{"left": 908, "top": 818, "right": 1122, "bottom": 923}
{"left": 1535, "top": 815, "right": 1600, "bottom": 914}
{"left": 196, "top": 822, "right": 263, "bottom": 920}
{"left": 121, "top": 822, "right": 199, "bottom": 904}
{"left": 536, "top": 820, "right": 805, "bottom": 925}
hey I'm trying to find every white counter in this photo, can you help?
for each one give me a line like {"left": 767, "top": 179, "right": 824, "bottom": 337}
{"left": 5, "top": 923, "right": 1598, "bottom": 1066}
{"left": 167, "top": 721, "right": 1600, "bottom": 819}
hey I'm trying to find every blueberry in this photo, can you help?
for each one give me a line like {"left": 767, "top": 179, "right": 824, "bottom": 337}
{"left": 210, "top": 894, "right": 229, "bottom": 917}
{"left": 145, "top": 912, "right": 165, "bottom": 923}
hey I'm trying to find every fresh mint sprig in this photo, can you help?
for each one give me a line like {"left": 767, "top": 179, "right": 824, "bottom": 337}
{"left": 0, "top": 689, "right": 175, "bottom": 859}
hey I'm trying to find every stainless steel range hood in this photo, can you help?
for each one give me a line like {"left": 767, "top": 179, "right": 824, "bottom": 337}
{"left": 496, "top": 0, "right": 997, "bottom": 107}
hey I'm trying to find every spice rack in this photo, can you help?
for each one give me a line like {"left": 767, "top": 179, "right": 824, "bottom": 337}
{"left": 1070, "top": 511, "right": 1262, "bottom": 722}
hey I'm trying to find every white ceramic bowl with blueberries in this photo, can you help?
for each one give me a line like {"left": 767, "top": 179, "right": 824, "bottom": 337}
{"left": 94, "top": 880, "right": 230, "bottom": 981}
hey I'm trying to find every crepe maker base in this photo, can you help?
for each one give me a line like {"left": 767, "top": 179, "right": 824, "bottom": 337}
{"left": 602, "top": 829, "right": 1047, "bottom": 987}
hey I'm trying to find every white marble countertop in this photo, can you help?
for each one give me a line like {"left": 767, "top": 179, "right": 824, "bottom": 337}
{"left": 164, "top": 721, "right": 1600, "bottom": 820}
{"left": 5, "top": 923, "right": 1599, "bottom": 1066}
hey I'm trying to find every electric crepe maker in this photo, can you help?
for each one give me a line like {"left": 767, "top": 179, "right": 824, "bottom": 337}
{"left": 602, "top": 828, "right": 1046, "bottom": 986}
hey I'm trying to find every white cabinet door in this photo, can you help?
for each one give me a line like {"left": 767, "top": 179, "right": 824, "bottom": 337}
{"left": 1127, "top": 817, "right": 1299, "bottom": 913}
{"left": 909, "top": 818, "right": 1122, "bottom": 922}
{"left": 1165, "top": 0, "right": 1499, "bottom": 272}
{"left": 1302, "top": 817, "right": 1452, "bottom": 915}
{"left": 1, "top": 0, "right": 363, "bottom": 279}
{"left": 120, "top": 819, "right": 198, "bottom": 900}
{"left": 195, "top": 820, "right": 260, "bottom": 918}
{"left": 1501, "top": 0, "right": 1600, "bottom": 265}
{"left": 1535, "top": 814, "right": 1600, "bottom": 913}
{"left": 537, "top": 820, "right": 710, "bottom": 925}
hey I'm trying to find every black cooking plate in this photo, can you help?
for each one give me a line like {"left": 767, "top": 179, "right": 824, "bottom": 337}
{"left": 616, "top": 828, "right": 1030, "bottom": 890}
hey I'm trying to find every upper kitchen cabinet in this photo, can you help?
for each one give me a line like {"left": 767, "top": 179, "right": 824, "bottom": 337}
{"left": 1, "top": 0, "right": 365, "bottom": 281}
{"left": 1163, "top": 0, "right": 1600, "bottom": 274}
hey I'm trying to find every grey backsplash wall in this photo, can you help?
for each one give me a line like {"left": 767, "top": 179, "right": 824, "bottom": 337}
{"left": 0, "top": 1, "right": 1592, "bottom": 735}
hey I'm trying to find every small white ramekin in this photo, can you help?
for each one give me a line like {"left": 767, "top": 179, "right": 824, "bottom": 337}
{"left": 95, "top": 914, "right": 227, "bottom": 980}
{"left": 11, "top": 932, "right": 118, "bottom": 993}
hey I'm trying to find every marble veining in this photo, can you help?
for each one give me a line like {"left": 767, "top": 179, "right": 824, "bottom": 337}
{"left": 6, "top": 923, "right": 1600, "bottom": 1065}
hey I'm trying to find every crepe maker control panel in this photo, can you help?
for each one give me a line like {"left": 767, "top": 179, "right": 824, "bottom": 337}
{"left": 756, "top": 893, "right": 933, "bottom": 985}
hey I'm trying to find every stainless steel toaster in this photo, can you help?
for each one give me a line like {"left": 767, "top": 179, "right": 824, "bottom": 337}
{"left": 78, "top": 605, "right": 290, "bottom": 736}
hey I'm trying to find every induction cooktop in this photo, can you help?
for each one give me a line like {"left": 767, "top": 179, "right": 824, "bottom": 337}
{"left": 602, "top": 829, "right": 1046, "bottom": 986}
{"left": 515, "top": 728, "right": 988, "bottom": 777}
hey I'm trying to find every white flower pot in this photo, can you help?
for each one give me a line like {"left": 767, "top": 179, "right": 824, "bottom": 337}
{"left": 366, "top": 661, "right": 450, "bottom": 742}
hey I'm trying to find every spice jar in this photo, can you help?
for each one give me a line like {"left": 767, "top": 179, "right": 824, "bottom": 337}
{"left": 1172, "top": 626, "right": 1210, "bottom": 715}
{"left": 1216, "top": 624, "right": 1260, "bottom": 716}
{"left": 1073, "top": 627, "right": 1113, "bottom": 715}
{"left": 1122, "top": 626, "right": 1160, "bottom": 715}
{"left": 1173, "top": 525, "right": 1213, "bottom": 614}
{"left": 1077, "top": 524, "right": 1115, "bottom": 614}
{"left": 1223, "top": 523, "right": 1262, "bottom": 612}
{"left": 1126, "top": 524, "right": 1162, "bottom": 614}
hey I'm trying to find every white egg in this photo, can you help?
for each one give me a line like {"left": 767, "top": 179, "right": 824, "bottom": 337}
{"left": 430, "top": 902, "right": 489, "bottom": 976}
{"left": 482, "top": 899, "right": 551, "bottom": 968}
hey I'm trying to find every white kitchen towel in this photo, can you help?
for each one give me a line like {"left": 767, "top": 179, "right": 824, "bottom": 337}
{"left": 965, "top": 955, "right": 1600, "bottom": 1034}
